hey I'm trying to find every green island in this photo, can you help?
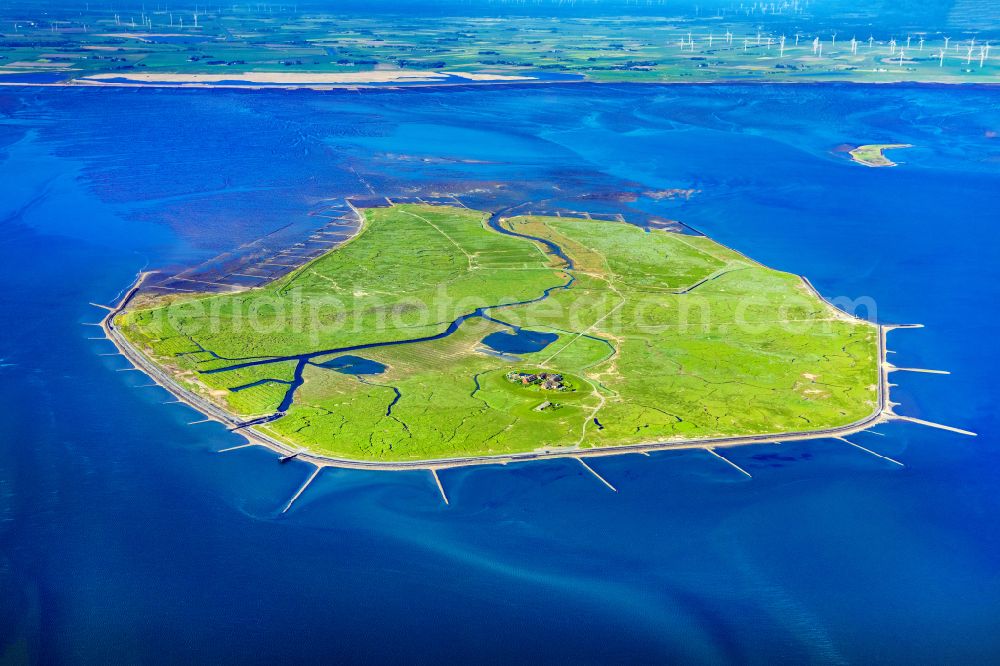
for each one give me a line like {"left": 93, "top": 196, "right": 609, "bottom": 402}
{"left": 114, "top": 203, "right": 880, "bottom": 464}
{"left": 849, "top": 143, "right": 913, "bottom": 167}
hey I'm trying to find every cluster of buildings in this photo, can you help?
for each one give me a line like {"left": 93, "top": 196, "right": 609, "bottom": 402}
{"left": 506, "top": 371, "right": 567, "bottom": 391}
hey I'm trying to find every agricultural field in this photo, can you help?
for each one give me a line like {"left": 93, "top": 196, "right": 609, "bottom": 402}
{"left": 118, "top": 203, "right": 880, "bottom": 462}
{"left": 1, "top": 7, "right": 996, "bottom": 85}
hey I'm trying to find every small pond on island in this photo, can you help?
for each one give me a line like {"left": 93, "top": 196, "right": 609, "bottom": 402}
{"left": 314, "top": 355, "right": 387, "bottom": 375}
{"left": 481, "top": 329, "right": 558, "bottom": 354}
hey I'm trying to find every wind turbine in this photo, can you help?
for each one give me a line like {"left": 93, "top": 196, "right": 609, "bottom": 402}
{"left": 898, "top": 49, "right": 904, "bottom": 67}
{"left": 944, "top": 36, "right": 951, "bottom": 51}
{"left": 868, "top": 35, "right": 874, "bottom": 49}
{"left": 919, "top": 37, "right": 925, "bottom": 51}
{"left": 851, "top": 36, "right": 857, "bottom": 54}
{"left": 812, "top": 36, "right": 820, "bottom": 54}
{"left": 779, "top": 34, "right": 786, "bottom": 57}
{"left": 889, "top": 38, "right": 897, "bottom": 55}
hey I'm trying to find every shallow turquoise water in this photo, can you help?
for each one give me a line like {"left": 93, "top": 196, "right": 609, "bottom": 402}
{"left": 0, "top": 83, "right": 997, "bottom": 662}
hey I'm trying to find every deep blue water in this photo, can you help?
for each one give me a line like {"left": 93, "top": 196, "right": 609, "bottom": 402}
{"left": 0, "top": 83, "right": 997, "bottom": 662}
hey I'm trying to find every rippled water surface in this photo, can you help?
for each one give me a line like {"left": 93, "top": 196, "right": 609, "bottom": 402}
{"left": 0, "top": 83, "right": 997, "bottom": 662}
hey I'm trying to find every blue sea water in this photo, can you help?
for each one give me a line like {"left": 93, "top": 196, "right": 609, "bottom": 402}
{"left": 0, "top": 83, "right": 997, "bottom": 662}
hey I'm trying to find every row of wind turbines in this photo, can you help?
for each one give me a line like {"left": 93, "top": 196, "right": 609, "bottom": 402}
{"left": 675, "top": 29, "right": 994, "bottom": 69}
{"left": 60, "top": 4, "right": 304, "bottom": 33}
{"left": 112, "top": 8, "right": 201, "bottom": 30}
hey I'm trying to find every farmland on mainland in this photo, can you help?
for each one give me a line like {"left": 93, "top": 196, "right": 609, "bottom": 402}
{"left": 4, "top": 10, "right": 996, "bottom": 87}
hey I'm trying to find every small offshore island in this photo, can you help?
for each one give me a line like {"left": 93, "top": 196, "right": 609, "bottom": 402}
{"left": 849, "top": 143, "right": 913, "bottom": 167}
{"left": 109, "top": 203, "right": 883, "bottom": 466}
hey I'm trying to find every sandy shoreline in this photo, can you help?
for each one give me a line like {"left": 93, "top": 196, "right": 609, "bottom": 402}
{"left": 74, "top": 69, "right": 533, "bottom": 86}
{"left": 3, "top": 77, "right": 996, "bottom": 93}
